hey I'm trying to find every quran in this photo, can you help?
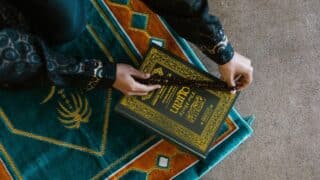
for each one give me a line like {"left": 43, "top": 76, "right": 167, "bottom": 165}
{"left": 115, "top": 46, "right": 239, "bottom": 159}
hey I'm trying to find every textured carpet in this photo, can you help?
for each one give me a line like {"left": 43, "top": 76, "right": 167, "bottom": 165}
{"left": 200, "top": 0, "right": 320, "bottom": 179}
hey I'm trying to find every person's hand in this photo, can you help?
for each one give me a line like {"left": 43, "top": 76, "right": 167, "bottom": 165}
{"left": 112, "top": 64, "right": 161, "bottom": 96}
{"left": 219, "top": 52, "right": 253, "bottom": 93}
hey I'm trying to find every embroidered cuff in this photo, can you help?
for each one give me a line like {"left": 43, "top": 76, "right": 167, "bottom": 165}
{"left": 84, "top": 59, "right": 117, "bottom": 89}
{"left": 99, "top": 60, "right": 117, "bottom": 88}
{"left": 198, "top": 35, "right": 234, "bottom": 65}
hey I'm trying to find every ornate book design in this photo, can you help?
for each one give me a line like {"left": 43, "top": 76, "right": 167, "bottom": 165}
{"left": 115, "top": 46, "right": 238, "bottom": 159}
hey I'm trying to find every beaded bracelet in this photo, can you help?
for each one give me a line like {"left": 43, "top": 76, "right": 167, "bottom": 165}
{"left": 135, "top": 74, "right": 237, "bottom": 91}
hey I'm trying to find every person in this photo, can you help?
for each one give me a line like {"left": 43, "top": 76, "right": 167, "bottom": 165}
{"left": 0, "top": 0, "right": 253, "bottom": 96}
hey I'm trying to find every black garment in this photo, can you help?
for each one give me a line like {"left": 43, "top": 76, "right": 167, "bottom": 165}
{"left": 141, "top": 0, "right": 234, "bottom": 65}
{"left": 0, "top": 0, "right": 234, "bottom": 89}
{"left": 0, "top": 0, "right": 116, "bottom": 89}
{"left": 10, "top": 0, "right": 87, "bottom": 45}
{"left": 0, "top": 0, "right": 30, "bottom": 30}
{"left": 0, "top": 28, "right": 116, "bottom": 89}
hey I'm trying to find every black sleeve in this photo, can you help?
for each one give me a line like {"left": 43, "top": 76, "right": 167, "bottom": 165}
{"left": 0, "top": 28, "right": 116, "bottom": 89}
{"left": 141, "top": 0, "right": 234, "bottom": 65}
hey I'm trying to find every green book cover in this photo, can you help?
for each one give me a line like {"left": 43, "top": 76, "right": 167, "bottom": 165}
{"left": 115, "top": 46, "right": 238, "bottom": 159}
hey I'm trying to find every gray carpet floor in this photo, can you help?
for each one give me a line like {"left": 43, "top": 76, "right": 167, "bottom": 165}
{"left": 196, "top": 0, "right": 320, "bottom": 179}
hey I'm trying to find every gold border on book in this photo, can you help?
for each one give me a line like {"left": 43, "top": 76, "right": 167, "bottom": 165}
{"left": 120, "top": 48, "right": 236, "bottom": 153}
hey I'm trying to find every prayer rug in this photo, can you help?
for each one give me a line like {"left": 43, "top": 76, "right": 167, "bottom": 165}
{"left": 0, "top": 0, "right": 254, "bottom": 179}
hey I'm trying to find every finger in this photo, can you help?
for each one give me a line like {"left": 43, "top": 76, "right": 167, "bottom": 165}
{"left": 237, "top": 71, "right": 253, "bottom": 91}
{"left": 126, "top": 91, "right": 149, "bottom": 96}
{"left": 233, "top": 75, "right": 244, "bottom": 90}
{"left": 224, "top": 74, "right": 237, "bottom": 94}
{"left": 220, "top": 75, "right": 236, "bottom": 94}
{"left": 235, "top": 81, "right": 246, "bottom": 91}
{"left": 130, "top": 68, "right": 150, "bottom": 79}
{"left": 237, "top": 80, "right": 250, "bottom": 91}
{"left": 220, "top": 73, "right": 234, "bottom": 86}
{"left": 133, "top": 82, "right": 161, "bottom": 93}
{"left": 220, "top": 75, "right": 225, "bottom": 82}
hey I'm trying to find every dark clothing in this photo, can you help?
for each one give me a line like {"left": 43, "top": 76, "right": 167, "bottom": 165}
{"left": 0, "top": 0, "right": 234, "bottom": 89}
{"left": 0, "top": 29, "right": 116, "bottom": 88}
{"left": 0, "top": 0, "right": 116, "bottom": 89}
{"left": 141, "top": 0, "right": 234, "bottom": 64}
{"left": 9, "top": 0, "right": 87, "bottom": 45}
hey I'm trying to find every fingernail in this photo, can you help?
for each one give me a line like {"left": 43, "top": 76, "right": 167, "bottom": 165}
{"left": 230, "top": 90, "right": 236, "bottom": 94}
{"left": 158, "top": 85, "right": 161, "bottom": 88}
{"left": 146, "top": 73, "right": 151, "bottom": 78}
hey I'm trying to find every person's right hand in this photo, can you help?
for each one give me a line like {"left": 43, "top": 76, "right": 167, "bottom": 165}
{"left": 112, "top": 64, "right": 161, "bottom": 96}
{"left": 218, "top": 52, "right": 253, "bottom": 93}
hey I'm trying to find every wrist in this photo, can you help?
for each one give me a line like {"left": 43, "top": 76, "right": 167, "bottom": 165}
{"left": 217, "top": 46, "right": 235, "bottom": 65}
{"left": 96, "top": 61, "right": 117, "bottom": 88}
{"left": 197, "top": 37, "right": 235, "bottom": 65}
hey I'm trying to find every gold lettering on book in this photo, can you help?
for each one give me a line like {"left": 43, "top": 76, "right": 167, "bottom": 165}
{"left": 170, "top": 87, "right": 190, "bottom": 114}
{"left": 119, "top": 48, "right": 237, "bottom": 152}
{"left": 186, "top": 95, "right": 205, "bottom": 123}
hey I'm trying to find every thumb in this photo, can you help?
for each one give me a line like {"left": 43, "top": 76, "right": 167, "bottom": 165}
{"left": 222, "top": 73, "right": 236, "bottom": 87}
{"left": 228, "top": 77, "right": 236, "bottom": 87}
{"left": 130, "top": 68, "right": 150, "bottom": 79}
{"left": 225, "top": 74, "right": 237, "bottom": 94}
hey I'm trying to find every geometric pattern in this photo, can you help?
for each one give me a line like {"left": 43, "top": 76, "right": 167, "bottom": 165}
{"left": 107, "top": 0, "right": 189, "bottom": 59}
{"left": 157, "top": 155, "right": 170, "bottom": 168}
{"left": 150, "top": 37, "right": 165, "bottom": 47}
{"left": 119, "top": 170, "right": 147, "bottom": 180}
{"left": 0, "top": 159, "right": 12, "bottom": 180}
{"left": 0, "top": 104, "right": 109, "bottom": 156}
{"left": 131, "top": 12, "right": 148, "bottom": 30}
{"left": 111, "top": 0, "right": 129, "bottom": 5}
{"left": 107, "top": 118, "right": 238, "bottom": 179}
